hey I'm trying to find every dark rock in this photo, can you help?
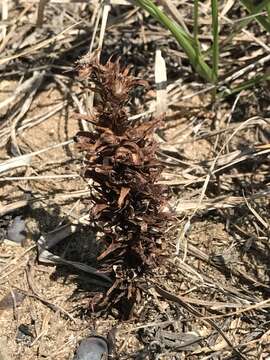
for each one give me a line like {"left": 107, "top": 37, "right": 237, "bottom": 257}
{"left": 16, "top": 324, "right": 34, "bottom": 345}
{"left": 7, "top": 216, "right": 26, "bottom": 244}
{"left": 73, "top": 336, "right": 108, "bottom": 360}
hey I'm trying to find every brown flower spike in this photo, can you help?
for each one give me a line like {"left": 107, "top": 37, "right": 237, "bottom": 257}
{"left": 75, "top": 53, "right": 169, "bottom": 317}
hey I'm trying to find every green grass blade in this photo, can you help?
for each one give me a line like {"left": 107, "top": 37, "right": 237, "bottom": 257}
{"left": 205, "top": 0, "right": 269, "bottom": 57}
{"left": 211, "top": 0, "right": 219, "bottom": 83}
{"left": 240, "top": 0, "right": 270, "bottom": 33}
{"left": 219, "top": 73, "right": 270, "bottom": 98}
{"left": 193, "top": 0, "right": 200, "bottom": 59}
{"left": 136, "top": 0, "right": 213, "bottom": 82}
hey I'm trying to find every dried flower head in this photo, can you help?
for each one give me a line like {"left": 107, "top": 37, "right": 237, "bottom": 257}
{"left": 75, "top": 52, "right": 169, "bottom": 318}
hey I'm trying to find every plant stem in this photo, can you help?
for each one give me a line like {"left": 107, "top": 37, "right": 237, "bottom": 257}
{"left": 240, "top": 0, "right": 270, "bottom": 33}
{"left": 136, "top": 0, "right": 213, "bottom": 82}
{"left": 193, "top": 0, "right": 200, "bottom": 59}
{"left": 219, "top": 73, "right": 270, "bottom": 98}
{"left": 211, "top": 0, "right": 219, "bottom": 83}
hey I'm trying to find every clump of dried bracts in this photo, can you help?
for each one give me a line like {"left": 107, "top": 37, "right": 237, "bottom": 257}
{"left": 75, "top": 53, "right": 169, "bottom": 317}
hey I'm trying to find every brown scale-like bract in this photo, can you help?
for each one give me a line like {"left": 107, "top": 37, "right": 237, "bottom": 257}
{"left": 75, "top": 53, "right": 169, "bottom": 317}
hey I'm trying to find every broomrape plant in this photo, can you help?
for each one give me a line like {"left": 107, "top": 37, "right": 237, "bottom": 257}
{"left": 75, "top": 53, "right": 169, "bottom": 318}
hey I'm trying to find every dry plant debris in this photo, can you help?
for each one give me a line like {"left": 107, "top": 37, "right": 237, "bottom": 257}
{"left": 75, "top": 53, "right": 169, "bottom": 317}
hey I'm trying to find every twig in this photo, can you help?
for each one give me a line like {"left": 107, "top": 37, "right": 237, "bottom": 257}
{"left": 25, "top": 264, "right": 77, "bottom": 322}
{"left": 202, "top": 298, "right": 270, "bottom": 320}
{"left": 0, "top": 199, "right": 29, "bottom": 217}
{"left": 0, "top": 174, "right": 80, "bottom": 181}
{"left": 154, "top": 285, "right": 248, "bottom": 360}
{"left": 0, "top": 139, "right": 73, "bottom": 174}
{"left": 36, "top": 0, "right": 49, "bottom": 26}
{"left": 0, "top": 21, "right": 82, "bottom": 66}
{"left": 10, "top": 71, "right": 45, "bottom": 155}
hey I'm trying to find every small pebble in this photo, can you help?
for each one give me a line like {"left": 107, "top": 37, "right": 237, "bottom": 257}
{"left": 7, "top": 216, "right": 26, "bottom": 244}
{"left": 73, "top": 336, "right": 108, "bottom": 360}
{"left": 16, "top": 324, "right": 34, "bottom": 346}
